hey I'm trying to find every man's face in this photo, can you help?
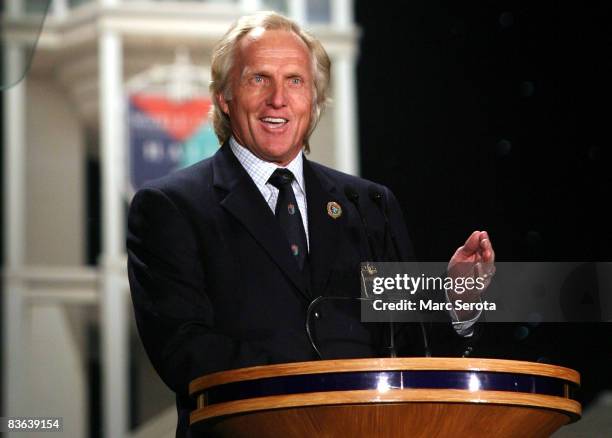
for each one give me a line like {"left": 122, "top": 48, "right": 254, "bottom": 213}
{"left": 218, "top": 28, "right": 314, "bottom": 166}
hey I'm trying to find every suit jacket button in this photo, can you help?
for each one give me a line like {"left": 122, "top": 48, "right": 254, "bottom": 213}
{"left": 314, "top": 311, "right": 321, "bottom": 319}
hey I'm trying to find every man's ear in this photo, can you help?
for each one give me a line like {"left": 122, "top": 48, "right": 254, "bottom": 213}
{"left": 217, "top": 92, "right": 230, "bottom": 115}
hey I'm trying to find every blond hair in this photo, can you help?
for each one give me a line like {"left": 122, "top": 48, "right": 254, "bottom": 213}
{"left": 209, "top": 11, "right": 332, "bottom": 152}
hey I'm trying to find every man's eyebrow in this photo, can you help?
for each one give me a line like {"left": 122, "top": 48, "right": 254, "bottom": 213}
{"left": 241, "top": 64, "right": 274, "bottom": 74}
{"left": 285, "top": 71, "right": 306, "bottom": 77}
{"left": 239, "top": 66, "right": 309, "bottom": 80}
{"left": 239, "top": 67, "right": 266, "bottom": 79}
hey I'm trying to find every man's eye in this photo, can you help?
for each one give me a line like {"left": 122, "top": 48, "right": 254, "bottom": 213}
{"left": 290, "top": 77, "right": 302, "bottom": 85}
{"left": 253, "top": 75, "right": 264, "bottom": 84}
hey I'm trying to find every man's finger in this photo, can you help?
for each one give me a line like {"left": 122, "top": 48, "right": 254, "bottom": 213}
{"left": 460, "top": 230, "right": 481, "bottom": 254}
{"left": 479, "top": 231, "right": 495, "bottom": 263}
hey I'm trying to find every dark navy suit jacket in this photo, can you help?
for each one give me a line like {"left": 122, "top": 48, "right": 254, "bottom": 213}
{"left": 127, "top": 143, "right": 453, "bottom": 437}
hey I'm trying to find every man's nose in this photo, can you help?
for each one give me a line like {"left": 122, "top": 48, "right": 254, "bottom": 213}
{"left": 267, "top": 81, "right": 287, "bottom": 108}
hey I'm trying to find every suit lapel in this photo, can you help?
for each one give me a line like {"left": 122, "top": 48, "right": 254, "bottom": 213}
{"left": 303, "top": 159, "right": 346, "bottom": 297}
{"left": 212, "top": 143, "right": 309, "bottom": 299}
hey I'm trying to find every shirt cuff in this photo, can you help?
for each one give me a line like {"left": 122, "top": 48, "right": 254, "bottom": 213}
{"left": 445, "top": 289, "right": 482, "bottom": 337}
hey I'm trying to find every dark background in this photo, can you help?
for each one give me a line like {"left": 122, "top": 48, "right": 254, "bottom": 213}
{"left": 355, "top": 1, "right": 612, "bottom": 406}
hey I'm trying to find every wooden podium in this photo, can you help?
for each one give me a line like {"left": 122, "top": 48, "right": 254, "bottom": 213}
{"left": 189, "top": 358, "right": 581, "bottom": 437}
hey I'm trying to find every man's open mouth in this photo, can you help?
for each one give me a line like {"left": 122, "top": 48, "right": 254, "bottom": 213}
{"left": 260, "top": 117, "right": 289, "bottom": 128}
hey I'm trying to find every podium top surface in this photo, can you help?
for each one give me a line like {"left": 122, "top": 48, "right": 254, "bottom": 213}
{"left": 189, "top": 357, "right": 580, "bottom": 395}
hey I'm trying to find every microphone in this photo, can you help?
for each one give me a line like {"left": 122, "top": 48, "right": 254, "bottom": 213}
{"left": 344, "top": 185, "right": 378, "bottom": 262}
{"left": 368, "top": 185, "right": 431, "bottom": 357}
{"left": 368, "top": 185, "right": 399, "bottom": 261}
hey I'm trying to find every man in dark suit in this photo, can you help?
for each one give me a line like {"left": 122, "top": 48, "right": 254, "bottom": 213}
{"left": 127, "top": 11, "right": 495, "bottom": 438}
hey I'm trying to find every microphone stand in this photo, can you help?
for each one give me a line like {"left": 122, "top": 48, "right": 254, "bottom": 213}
{"left": 368, "top": 186, "right": 431, "bottom": 357}
{"left": 346, "top": 185, "right": 398, "bottom": 358}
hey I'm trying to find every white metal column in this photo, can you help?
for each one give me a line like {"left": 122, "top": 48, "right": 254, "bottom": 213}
{"left": 288, "top": 0, "right": 306, "bottom": 24}
{"left": 2, "top": 44, "right": 27, "bottom": 429}
{"left": 331, "top": 0, "right": 359, "bottom": 175}
{"left": 99, "top": 24, "right": 128, "bottom": 438}
{"left": 52, "top": 0, "right": 69, "bottom": 18}
{"left": 332, "top": 51, "right": 359, "bottom": 175}
{"left": 240, "top": 0, "right": 261, "bottom": 13}
{"left": 2, "top": 4, "right": 27, "bottom": 436}
{"left": 332, "top": 0, "right": 353, "bottom": 29}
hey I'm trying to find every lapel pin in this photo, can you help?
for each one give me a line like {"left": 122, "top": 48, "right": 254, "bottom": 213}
{"left": 327, "top": 201, "right": 342, "bottom": 219}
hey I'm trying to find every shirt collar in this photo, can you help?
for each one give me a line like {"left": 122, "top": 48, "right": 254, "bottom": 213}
{"left": 229, "top": 136, "right": 305, "bottom": 194}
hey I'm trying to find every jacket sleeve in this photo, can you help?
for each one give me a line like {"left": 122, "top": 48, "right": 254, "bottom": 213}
{"left": 127, "top": 187, "right": 306, "bottom": 397}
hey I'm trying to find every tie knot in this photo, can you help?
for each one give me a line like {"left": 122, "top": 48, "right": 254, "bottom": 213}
{"left": 268, "top": 168, "right": 295, "bottom": 189}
